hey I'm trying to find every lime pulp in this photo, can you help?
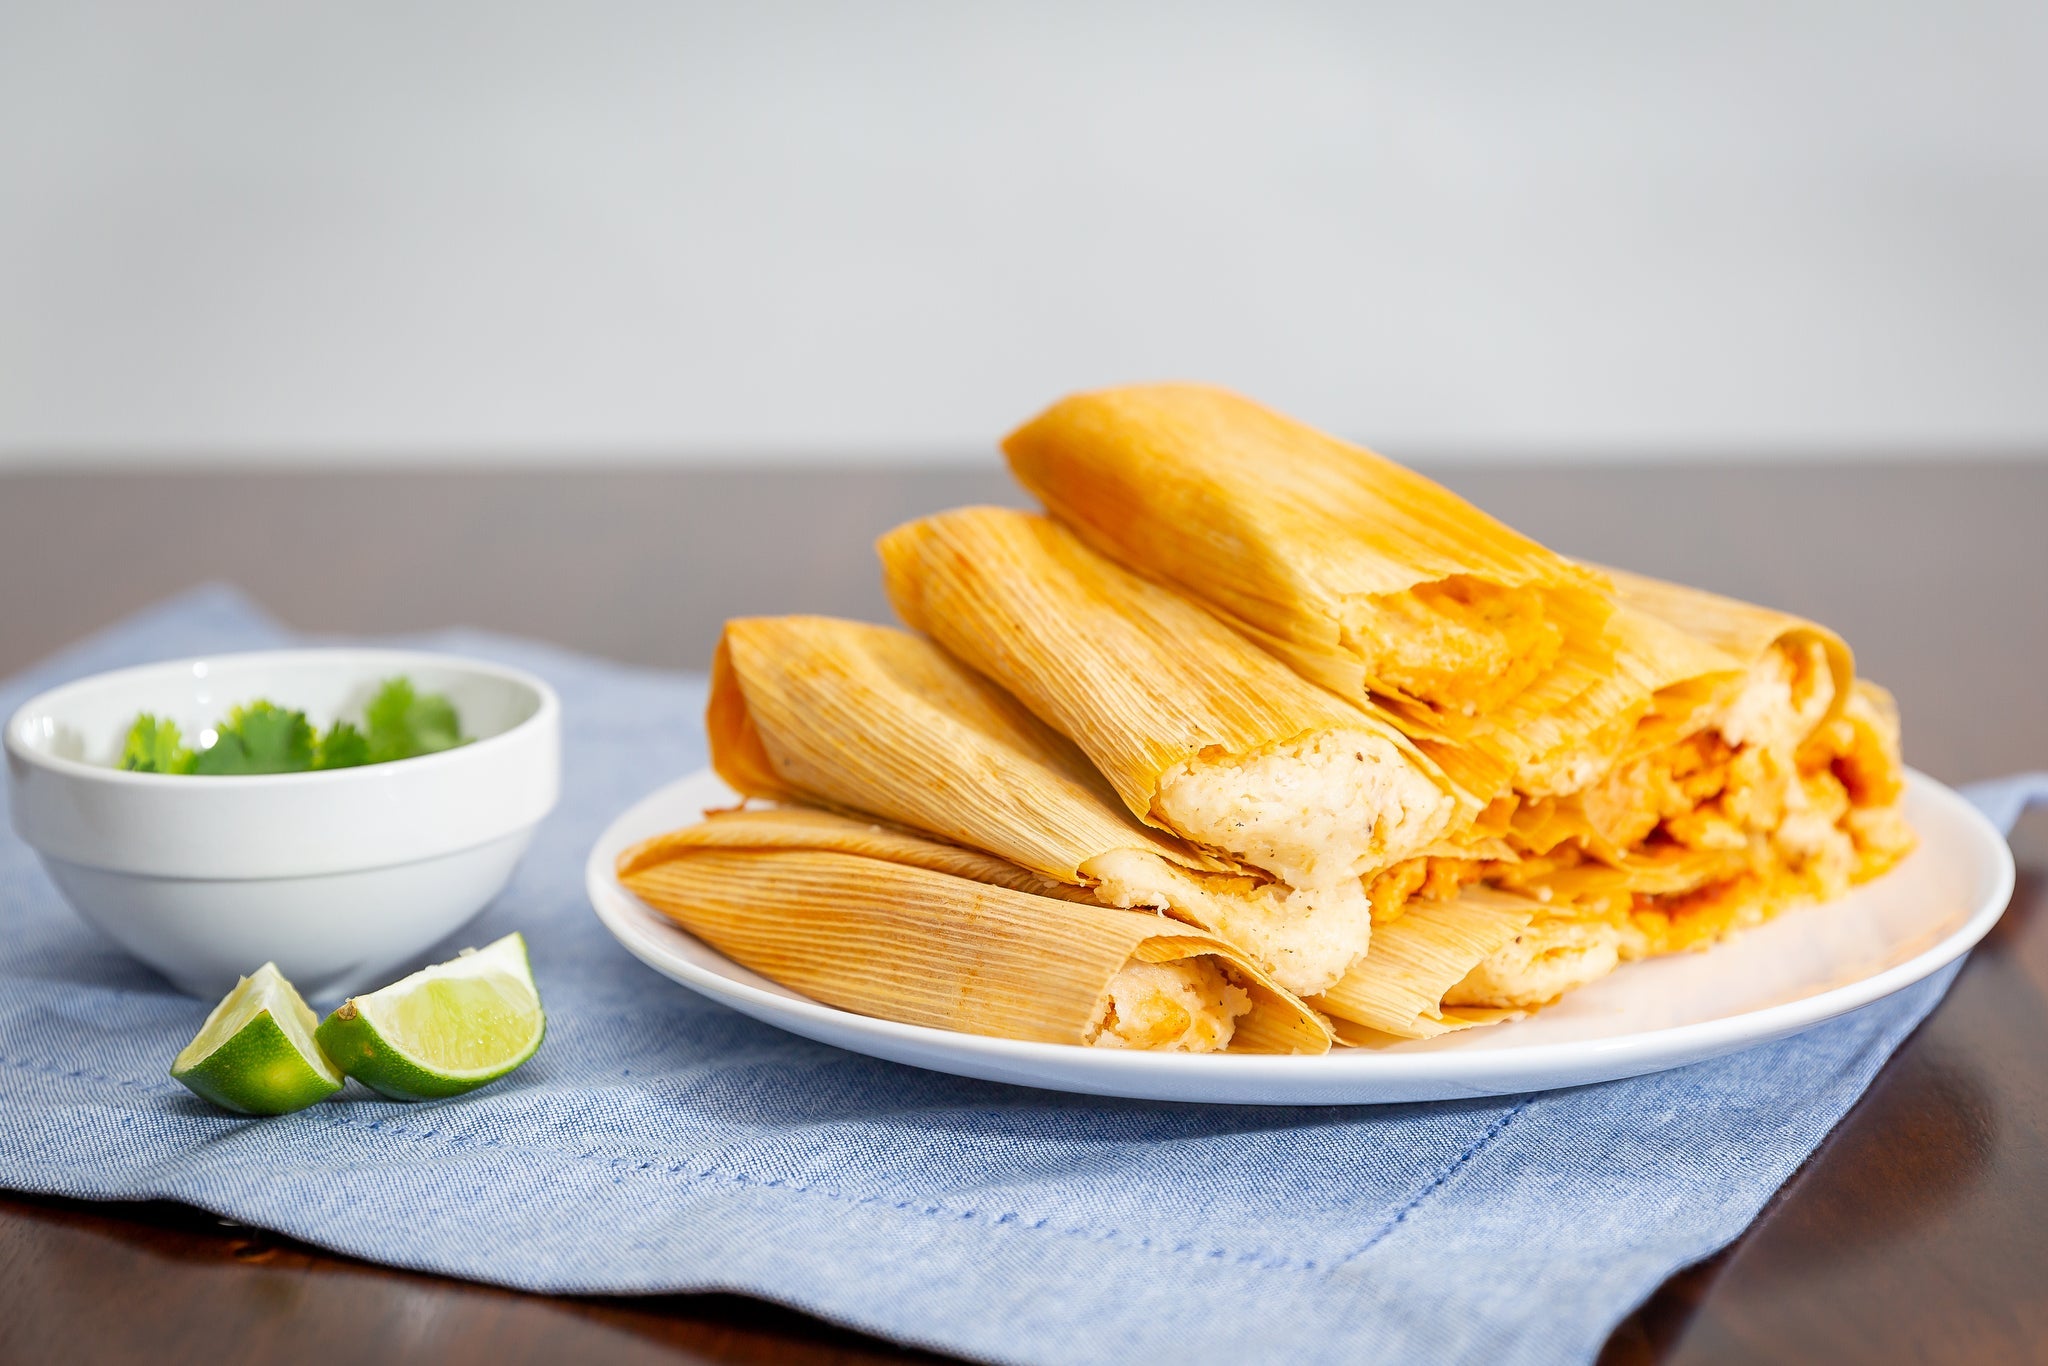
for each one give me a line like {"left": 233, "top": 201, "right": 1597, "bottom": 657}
{"left": 314, "top": 932, "right": 544, "bottom": 1102}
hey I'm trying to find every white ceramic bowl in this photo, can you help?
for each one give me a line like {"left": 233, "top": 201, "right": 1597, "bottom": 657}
{"left": 5, "top": 649, "right": 560, "bottom": 999}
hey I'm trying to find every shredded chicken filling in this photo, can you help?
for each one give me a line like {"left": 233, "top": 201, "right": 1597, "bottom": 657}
{"left": 1366, "top": 856, "right": 1484, "bottom": 926}
{"left": 1497, "top": 674, "right": 1914, "bottom": 960}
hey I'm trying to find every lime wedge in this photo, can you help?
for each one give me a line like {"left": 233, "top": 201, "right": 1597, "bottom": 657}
{"left": 314, "top": 932, "right": 544, "bottom": 1101}
{"left": 170, "top": 963, "right": 344, "bottom": 1115}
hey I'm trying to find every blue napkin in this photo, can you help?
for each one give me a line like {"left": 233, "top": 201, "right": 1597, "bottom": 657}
{"left": 2, "top": 588, "right": 2039, "bottom": 1366}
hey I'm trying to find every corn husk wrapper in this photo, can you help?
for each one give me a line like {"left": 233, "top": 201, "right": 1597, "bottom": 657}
{"left": 1002, "top": 383, "right": 1614, "bottom": 723}
{"left": 1605, "top": 567, "right": 1853, "bottom": 715}
{"left": 1312, "top": 888, "right": 1542, "bottom": 1041}
{"left": 618, "top": 810, "right": 1334, "bottom": 1053}
{"left": 619, "top": 805, "right": 1091, "bottom": 899}
{"left": 878, "top": 506, "right": 1468, "bottom": 861}
{"left": 707, "top": 615, "right": 1229, "bottom": 884}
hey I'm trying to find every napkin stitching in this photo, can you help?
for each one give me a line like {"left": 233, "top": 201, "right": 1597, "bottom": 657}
{"left": 304, "top": 1109, "right": 1329, "bottom": 1271}
{"left": 1, "top": 1059, "right": 1331, "bottom": 1272}
{"left": 4, "top": 1035, "right": 1547, "bottom": 1276}
{"left": 1333, "top": 1097, "right": 1534, "bottom": 1266}
{"left": 0, "top": 1053, "right": 179, "bottom": 1095}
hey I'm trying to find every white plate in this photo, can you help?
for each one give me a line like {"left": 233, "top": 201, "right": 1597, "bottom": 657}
{"left": 585, "top": 768, "right": 2012, "bottom": 1105}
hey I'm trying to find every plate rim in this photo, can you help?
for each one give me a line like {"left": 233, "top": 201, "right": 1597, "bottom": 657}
{"left": 584, "top": 767, "right": 2012, "bottom": 1099}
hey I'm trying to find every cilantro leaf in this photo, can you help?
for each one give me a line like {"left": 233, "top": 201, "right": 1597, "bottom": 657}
{"left": 314, "top": 720, "right": 371, "bottom": 770}
{"left": 364, "top": 677, "right": 467, "bottom": 763}
{"left": 113, "top": 677, "right": 464, "bottom": 777}
{"left": 191, "top": 701, "right": 316, "bottom": 775}
{"left": 119, "top": 714, "right": 196, "bottom": 774}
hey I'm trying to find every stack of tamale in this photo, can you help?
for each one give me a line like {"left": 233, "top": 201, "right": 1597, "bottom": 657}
{"left": 621, "top": 383, "right": 1914, "bottom": 1055}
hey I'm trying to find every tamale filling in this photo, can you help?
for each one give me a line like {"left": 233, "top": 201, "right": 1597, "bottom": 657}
{"left": 1340, "top": 576, "right": 1565, "bottom": 718}
{"left": 1085, "top": 958, "right": 1252, "bottom": 1051}
{"left": 1151, "top": 727, "right": 1454, "bottom": 890}
{"left": 1444, "top": 916, "right": 1625, "bottom": 1010}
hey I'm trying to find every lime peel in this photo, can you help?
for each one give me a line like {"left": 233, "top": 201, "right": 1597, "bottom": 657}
{"left": 315, "top": 932, "right": 544, "bottom": 1102}
{"left": 171, "top": 963, "right": 343, "bottom": 1115}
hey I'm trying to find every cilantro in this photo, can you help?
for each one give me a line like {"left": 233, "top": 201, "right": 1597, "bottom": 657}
{"left": 363, "top": 677, "right": 468, "bottom": 763}
{"left": 119, "top": 714, "right": 196, "bottom": 774}
{"left": 116, "top": 676, "right": 466, "bottom": 777}
{"left": 314, "top": 720, "right": 371, "bottom": 770}
{"left": 191, "top": 701, "right": 317, "bottom": 775}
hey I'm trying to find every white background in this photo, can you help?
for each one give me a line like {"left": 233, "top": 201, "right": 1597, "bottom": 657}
{"left": 3, "top": 1, "right": 2044, "bottom": 467}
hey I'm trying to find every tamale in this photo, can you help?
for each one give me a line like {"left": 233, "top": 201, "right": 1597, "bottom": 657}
{"left": 709, "top": 615, "right": 1223, "bottom": 884}
{"left": 1001, "top": 383, "right": 1613, "bottom": 723}
{"left": 618, "top": 809, "right": 1334, "bottom": 1053}
{"left": 1441, "top": 913, "right": 1626, "bottom": 1010}
{"left": 1502, "top": 573, "right": 1911, "bottom": 960}
{"left": 879, "top": 507, "right": 1465, "bottom": 895}
{"left": 627, "top": 808, "right": 1554, "bottom": 1045}
{"left": 1001, "top": 382, "right": 1914, "bottom": 967}
{"left": 1568, "top": 572, "right": 1876, "bottom": 868}
{"left": 1312, "top": 888, "right": 1542, "bottom": 1040}
{"left": 708, "top": 615, "right": 1392, "bottom": 995}
{"left": 997, "top": 384, "right": 1757, "bottom": 814}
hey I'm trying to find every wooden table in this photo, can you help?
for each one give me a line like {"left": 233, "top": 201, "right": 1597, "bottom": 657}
{"left": 2, "top": 463, "right": 2044, "bottom": 1364}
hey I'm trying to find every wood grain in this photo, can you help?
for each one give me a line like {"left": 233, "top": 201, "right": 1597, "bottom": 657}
{"left": 0, "top": 1192, "right": 947, "bottom": 1365}
{"left": 1, "top": 462, "right": 2043, "bottom": 1365}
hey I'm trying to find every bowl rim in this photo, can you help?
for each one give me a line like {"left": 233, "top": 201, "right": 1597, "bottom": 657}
{"left": 4, "top": 647, "right": 560, "bottom": 789}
